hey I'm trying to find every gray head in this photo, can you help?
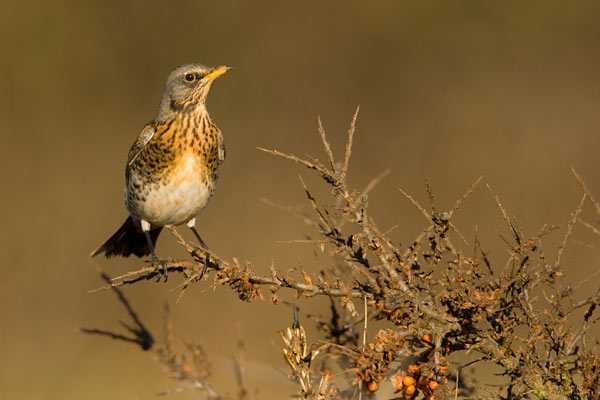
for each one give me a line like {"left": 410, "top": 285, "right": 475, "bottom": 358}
{"left": 155, "top": 63, "right": 230, "bottom": 121}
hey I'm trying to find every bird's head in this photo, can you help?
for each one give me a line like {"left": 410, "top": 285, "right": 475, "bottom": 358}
{"left": 156, "top": 63, "right": 230, "bottom": 121}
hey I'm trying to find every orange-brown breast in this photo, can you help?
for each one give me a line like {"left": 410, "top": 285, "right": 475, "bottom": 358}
{"left": 124, "top": 109, "right": 222, "bottom": 226}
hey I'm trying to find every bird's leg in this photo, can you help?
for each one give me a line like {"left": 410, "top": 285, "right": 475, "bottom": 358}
{"left": 186, "top": 218, "right": 209, "bottom": 279}
{"left": 186, "top": 218, "right": 209, "bottom": 249}
{"left": 141, "top": 219, "right": 167, "bottom": 280}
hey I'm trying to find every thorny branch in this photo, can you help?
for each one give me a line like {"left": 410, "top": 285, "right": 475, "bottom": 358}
{"left": 89, "top": 111, "right": 600, "bottom": 399}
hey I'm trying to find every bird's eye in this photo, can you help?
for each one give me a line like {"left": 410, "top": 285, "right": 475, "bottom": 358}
{"left": 184, "top": 73, "right": 195, "bottom": 82}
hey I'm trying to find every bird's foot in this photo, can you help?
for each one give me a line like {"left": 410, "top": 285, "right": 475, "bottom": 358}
{"left": 190, "top": 246, "right": 210, "bottom": 280}
{"left": 150, "top": 255, "right": 169, "bottom": 282}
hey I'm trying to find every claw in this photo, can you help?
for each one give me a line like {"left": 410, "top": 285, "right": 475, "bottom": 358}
{"left": 151, "top": 255, "right": 168, "bottom": 282}
{"left": 191, "top": 246, "right": 210, "bottom": 281}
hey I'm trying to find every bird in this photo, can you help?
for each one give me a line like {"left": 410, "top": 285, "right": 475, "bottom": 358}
{"left": 91, "top": 63, "right": 230, "bottom": 265}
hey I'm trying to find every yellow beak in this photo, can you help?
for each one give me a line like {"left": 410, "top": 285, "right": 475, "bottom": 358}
{"left": 203, "top": 65, "right": 230, "bottom": 81}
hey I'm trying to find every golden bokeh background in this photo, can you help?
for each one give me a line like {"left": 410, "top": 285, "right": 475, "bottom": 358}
{"left": 2, "top": 1, "right": 600, "bottom": 398}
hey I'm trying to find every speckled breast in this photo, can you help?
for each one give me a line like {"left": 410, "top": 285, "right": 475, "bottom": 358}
{"left": 124, "top": 115, "right": 221, "bottom": 227}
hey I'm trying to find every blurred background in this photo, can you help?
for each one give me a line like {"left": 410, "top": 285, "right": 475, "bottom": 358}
{"left": 2, "top": 0, "right": 600, "bottom": 398}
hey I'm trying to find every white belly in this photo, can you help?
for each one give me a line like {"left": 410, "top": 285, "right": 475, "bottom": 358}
{"left": 125, "top": 153, "right": 215, "bottom": 227}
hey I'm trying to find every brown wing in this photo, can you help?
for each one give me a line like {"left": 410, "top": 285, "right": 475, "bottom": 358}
{"left": 127, "top": 124, "right": 155, "bottom": 167}
{"left": 125, "top": 124, "right": 155, "bottom": 180}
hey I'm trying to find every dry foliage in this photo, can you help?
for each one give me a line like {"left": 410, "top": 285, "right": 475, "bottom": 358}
{"left": 84, "top": 109, "right": 600, "bottom": 399}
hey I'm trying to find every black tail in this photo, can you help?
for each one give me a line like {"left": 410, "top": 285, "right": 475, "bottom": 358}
{"left": 91, "top": 216, "right": 162, "bottom": 258}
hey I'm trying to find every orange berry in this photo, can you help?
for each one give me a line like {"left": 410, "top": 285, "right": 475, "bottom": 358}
{"left": 438, "top": 364, "right": 448, "bottom": 371}
{"left": 402, "top": 375, "right": 416, "bottom": 386}
{"left": 428, "top": 380, "right": 439, "bottom": 390}
{"left": 367, "top": 380, "right": 379, "bottom": 392}
{"left": 425, "top": 395, "right": 435, "bottom": 400}
{"left": 403, "top": 384, "right": 416, "bottom": 397}
{"left": 374, "top": 374, "right": 384, "bottom": 381}
{"left": 422, "top": 334, "right": 433, "bottom": 343}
